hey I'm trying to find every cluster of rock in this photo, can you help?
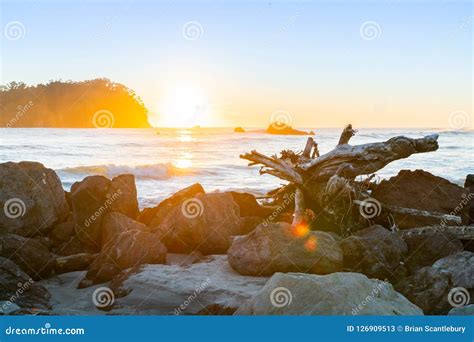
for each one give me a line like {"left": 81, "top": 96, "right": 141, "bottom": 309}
{"left": 0, "top": 161, "right": 472, "bottom": 315}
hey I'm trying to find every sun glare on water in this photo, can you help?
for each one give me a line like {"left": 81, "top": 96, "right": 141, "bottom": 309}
{"left": 157, "top": 85, "right": 211, "bottom": 128}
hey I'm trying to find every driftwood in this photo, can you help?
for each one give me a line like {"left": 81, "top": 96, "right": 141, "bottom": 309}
{"left": 241, "top": 124, "right": 441, "bottom": 234}
{"left": 399, "top": 225, "right": 474, "bottom": 240}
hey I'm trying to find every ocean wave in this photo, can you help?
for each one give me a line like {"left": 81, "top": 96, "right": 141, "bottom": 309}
{"left": 58, "top": 163, "right": 194, "bottom": 180}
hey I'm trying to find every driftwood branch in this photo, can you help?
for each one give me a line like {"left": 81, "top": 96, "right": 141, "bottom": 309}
{"left": 399, "top": 225, "right": 474, "bottom": 240}
{"left": 292, "top": 188, "right": 305, "bottom": 226}
{"left": 337, "top": 124, "right": 357, "bottom": 145}
{"left": 384, "top": 204, "right": 462, "bottom": 226}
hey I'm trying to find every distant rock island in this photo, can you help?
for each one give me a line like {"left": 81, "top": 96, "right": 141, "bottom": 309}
{"left": 234, "top": 122, "right": 314, "bottom": 135}
{"left": 0, "top": 79, "right": 150, "bottom": 128}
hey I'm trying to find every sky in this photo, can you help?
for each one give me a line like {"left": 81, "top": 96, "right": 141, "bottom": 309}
{"left": 0, "top": 0, "right": 472, "bottom": 128}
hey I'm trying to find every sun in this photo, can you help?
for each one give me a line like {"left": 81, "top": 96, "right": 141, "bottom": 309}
{"left": 157, "top": 85, "right": 210, "bottom": 127}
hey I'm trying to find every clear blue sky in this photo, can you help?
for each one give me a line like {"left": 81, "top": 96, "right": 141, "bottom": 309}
{"left": 1, "top": 0, "right": 472, "bottom": 128}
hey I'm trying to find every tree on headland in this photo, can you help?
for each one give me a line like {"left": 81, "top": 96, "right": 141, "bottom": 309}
{"left": 0, "top": 78, "right": 150, "bottom": 128}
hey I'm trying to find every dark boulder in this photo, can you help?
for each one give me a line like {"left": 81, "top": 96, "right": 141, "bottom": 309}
{"left": 228, "top": 222, "right": 342, "bottom": 276}
{"left": 0, "top": 257, "right": 51, "bottom": 313}
{"left": 372, "top": 169, "right": 468, "bottom": 214}
{"left": 54, "top": 253, "right": 96, "bottom": 274}
{"left": 79, "top": 228, "right": 167, "bottom": 287}
{"left": 0, "top": 234, "right": 54, "bottom": 280}
{"left": 340, "top": 225, "right": 407, "bottom": 281}
{"left": 0, "top": 161, "right": 69, "bottom": 237}
{"left": 153, "top": 192, "right": 242, "bottom": 254}
{"left": 403, "top": 232, "right": 463, "bottom": 274}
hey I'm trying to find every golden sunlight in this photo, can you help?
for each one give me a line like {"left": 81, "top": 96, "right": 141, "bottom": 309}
{"left": 158, "top": 85, "right": 211, "bottom": 127}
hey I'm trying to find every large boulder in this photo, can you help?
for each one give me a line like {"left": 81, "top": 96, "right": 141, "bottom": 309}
{"left": 109, "top": 255, "right": 268, "bottom": 315}
{"left": 101, "top": 212, "right": 144, "bottom": 246}
{"left": 432, "top": 251, "right": 473, "bottom": 290}
{"left": 403, "top": 232, "right": 463, "bottom": 274}
{"left": 153, "top": 192, "right": 242, "bottom": 254}
{"left": 108, "top": 174, "right": 139, "bottom": 219}
{"left": 372, "top": 169, "right": 468, "bottom": 214}
{"left": 448, "top": 304, "right": 474, "bottom": 315}
{"left": 139, "top": 183, "right": 205, "bottom": 226}
{"left": 70, "top": 175, "right": 112, "bottom": 252}
{"left": 395, "top": 266, "right": 453, "bottom": 315}
{"left": 228, "top": 222, "right": 342, "bottom": 276}
{"left": 79, "top": 228, "right": 167, "bottom": 287}
{"left": 372, "top": 170, "right": 468, "bottom": 229}
{"left": 0, "top": 257, "right": 51, "bottom": 313}
{"left": 228, "top": 192, "right": 273, "bottom": 218}
{"left": 0, "top": 161, "right": 69, "bottom": 237}
{"left": 235, "top": 272, "right": 422, "bottom": 315}
{"left": 340, "top": 225, "right": 407, "bottom": 281}
{"left": 0, "top": 234, "right": 55, "bottom": 280}
{"left": 70, "top": 174, "right": 139, "bottom": 252}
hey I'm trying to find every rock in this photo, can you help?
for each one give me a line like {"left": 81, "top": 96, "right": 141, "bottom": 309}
{"left": 153, "top": 192, "right": 242, "bottom": 254}
{"left": 109, "top": 255, "right": 268, "bottom": 315}
{"left": 239, "top": 216, "right": 265, "bottom": 235}
{"left": 228, "top": 191, "right": 273, "bottom": 218}
{"left": 395, "top": 266, "right": 453, "bottom": 315}
{"left": 108, "top": 174, "right": 139, "bottom": 219}
{"left": 0, "top": 257, "right": 51, "bottom": 313}
{"left": 54, "top": 253, "right": 96, "bottom": 274}
{"left": 49, "top": 221, "right": 75, "bottom": 248}
{"left": 234, "top": 127, "right": 245, "bottom": 133}
{"left": 0, "top": 234, "right": 54, "bottom": 280}
{"left": 70, "top": 174, "right": 140, "bottom": 252}
{"left": 266, "top": 123, "right": 311, "bottom": 135}
{"left": 403, "top": 232, "right": 463, "bottom": 274}
{"left": 0, "top": 161, "right": 69, "bottom": 236}
{"left": 79, "top": 229, "right": 167, "bottom": 287}
{"left": 462, "top": 174, "right": 474, "bottom": 225}
{"left": 432, "top": 251, "right": 473, "bottom": 289}
{"left": 101, "top": 212, "right": 146, "bottom": 246}
{"left": 141, "top": 183, "right": 205, "bottom": 226}
{"left": 340, "top": 225, "right": 407, "bottom": 281}
{"left": 228, "top": 222, "right": 343, "bottom": 276}
{"left": 448, "top": 304, "right": 474, "bottom": 315}
{"left": 70, "top": 175, "right": 112, "bottom": 252}
{"left": 235, "top": 272, "right": 422, "bottom": 315}
{"left": 372, "top": 170, "right": 468, "bottom": 228}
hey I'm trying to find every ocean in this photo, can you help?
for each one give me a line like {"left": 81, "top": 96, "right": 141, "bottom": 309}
{"left": 1, "top": 128, "right": 472, "bottom": 208}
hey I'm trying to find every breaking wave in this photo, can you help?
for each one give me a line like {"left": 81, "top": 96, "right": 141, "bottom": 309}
{"left": 58, "top": 163, "right": 194, "bottom": 180}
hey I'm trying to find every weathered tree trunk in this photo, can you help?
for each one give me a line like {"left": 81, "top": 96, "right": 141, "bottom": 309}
{"left": 240, "top": 125, "right": 440, "bottom": 235}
